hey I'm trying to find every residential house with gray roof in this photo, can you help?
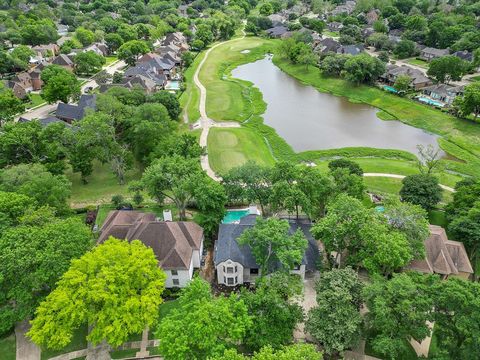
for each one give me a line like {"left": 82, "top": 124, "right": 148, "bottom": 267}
{"left": 420, "top": 47, "right": 449, "bottom": 62}
{"left": 214, "top": 215, "right": 320, "bottom": 287}
{"left": 56, "top": 94, "right": 97, "bottom": 123}
{"left": 98, "top": 210, "right": 204, "bottom": 288}
{"left": 380, "top": 64, "right": 432, "bottom": 90}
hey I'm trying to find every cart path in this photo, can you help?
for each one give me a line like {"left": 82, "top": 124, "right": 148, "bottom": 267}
{"left": 363, "top": 173, "right": 455, "bottom": 192}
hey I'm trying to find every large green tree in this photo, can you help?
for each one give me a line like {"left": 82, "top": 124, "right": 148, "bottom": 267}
{"left": 342, "top": 53, "right": 386, "bottom": 84}
{"left": 117, "top": 40, "right": 150, "bottom": 66}
{"left": 28, "top": 238, "right": 166, "bottom": 349}
{"left": 0, "top": 87, "right": 25, "bottom": 125}
{"left": 454, "top": 82, "right": 480, "bottom": 120}
{"left": 0, "top": 217, "right": 92, "bottom": 335}
{"left": 40, "top": 65, "right": 81, "bottom": 104}
{"left": 238, "top": 217, "right": 308, "bottom": 274}
{"left": 400, "top": 174, "right": 442, "bottom": 210}
{"left": 427, "top": 56, "right": 469, "bottom": 84}
{"left": 363, "top": 273, "right": 436, "bottom": 360}
{"left": 306, "top": 268, "right": 363, "bottom": 356}
{"left": 73, "top": 51, "right": 106, "bottom": 76}
{"left": 210, "top": 344, "right": 323, "bottom": 360}
{"left": 157, "top": 277, "right": 251, "bottom": 360}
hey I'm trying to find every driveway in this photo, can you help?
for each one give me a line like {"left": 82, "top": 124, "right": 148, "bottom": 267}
{"left": 293, "top": 272, "right": 319, "bottom": 341}
{"left": 15, "top": 320, "right": 41, "bottom": 360}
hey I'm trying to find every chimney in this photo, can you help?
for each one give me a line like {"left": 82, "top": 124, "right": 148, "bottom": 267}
{"left": 163, "top": 209, "right": 172, "bottom": 222}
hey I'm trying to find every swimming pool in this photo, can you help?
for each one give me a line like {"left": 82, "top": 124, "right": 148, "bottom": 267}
{"left": 165, "top": 80, "right": 180, "bottom": 90}
{"left": 222, "top": 209, "right": 250, "bottom": 224}
{"left": 375, "top": 206, "right": 385, "bottom": 213}
{"left": 383, "top": 85, "right": 398, "bottom": 93}
{"left": 417, "top": 97, "right": 444, "bottom": 107}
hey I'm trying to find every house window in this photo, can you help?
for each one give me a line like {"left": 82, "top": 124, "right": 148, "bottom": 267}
{"left": 171, "top": 270, "right": 178, "bottom": 276}
{"left": 172, "top": 279, "right": 179, "bottom": 286}
{"left": 250, "top": 268, "right": 259, "bottom": 275}
{"left": 223, "top": 276, "right": 226, "bottom": 283}
{"left": 223, "top": 266, "right": 225, "bottom": 273}
{"left": 227, "top": 277, "right": 234, "bottom": 285}
{"left": 226, "top": 266, "right": 234, "bottom": 274}
{"left": 235, "top": 276, "right": 238, "bottom": 284}
{"left": 235, "top": 266, "right": 238, "bottom": 272}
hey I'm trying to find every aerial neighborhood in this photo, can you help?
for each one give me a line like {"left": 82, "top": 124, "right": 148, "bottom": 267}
{"left": 1, "top": 0, "right": 480, "bottom": 360}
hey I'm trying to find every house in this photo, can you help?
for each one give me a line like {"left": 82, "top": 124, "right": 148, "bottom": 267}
{"left": 365, "top": 9, "right": 379, "bottom": 25}
{"left": 361, "top": 27, "right": 375, "bottom": 40}
{"left": 8, "top": 73, "right": 33, "bottom": 98}
{"left": 331, "top": 0, "right": 356, "bottom": 16}
{"left": 121, "top": 74, "right": 165, "bottom": 93}
{"left": 214, "top": 215, "right": 320, "bottom": 287}
{"left": 380, "top": 64, "right": 432, "bottom": 90}
{"left": 32, "top": 44, "right": 60, "bottom": 57}
{"left": 265, "top": 26, "right": 289, "bottom": 38}
{"left": 52, "top": 54, "right": 74, "bottom": 71}
{"left": 314, "top": 38, "right": 341, "bottom": 55}
{"left": 163, "top": 32, "right": 188, "bottom": 48}
{"left": 453, "top": 50, "right": 473, "bottom": 63}
{"left": 419, "top": 47, "right": 449, "bottom": 62}
{"left": 406, "top": 225, "right": 473, "bottom": 279}
{"left": 268, "top": 13, "right": 286, "bottom": 27}
{"left": 178, "top": 4, "right": 189, "bottom": 17}
{"left": 125, "top": 56, "right": 174, "bottom": 83}
{"left": 327, "top": 21, "right": 344, "bottom": 32}
{"left": 98, "top": 210, "right": 204, "bottom": 288}
{"left": 85, "top": 43, "right": 109, "bottom": 57}
{"left": 55, "top": 94, "right": 97, "bottom": 123}
{"left": 337, "top": 44, "right": 364, "bottom": 56}
{"left": 422, "top": 84, "right": 464, "bottom": 106}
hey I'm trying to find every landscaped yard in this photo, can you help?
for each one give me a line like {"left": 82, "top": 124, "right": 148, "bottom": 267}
{"left": 0, "top": 332, "right": 15, "bottom": 360}
{"left": 104, "top": 56, "right": 118, "bottom": 66}
{"left": 405, "top": 57, "right": 429, "bottom": 69}
{"left": 40, "top": 326, "right": 88, "bottom": 360}
{"left": 207, "top": 127, "right": 275, "bottom": 174}
{"left": 25, "top": 93, "right": 45, "bottom": 109}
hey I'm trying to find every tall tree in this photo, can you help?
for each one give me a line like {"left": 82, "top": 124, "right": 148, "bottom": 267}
{"left": 157, "top": 277, "right": 251, "bottom": 360}
{"left": 427, "top": 56, "right": 469, "bottom": 84}
{"left": 306, "top": 268, "right": 363, "bottom": 356}
{"left": 454, "top": 82, "right": 480, "bottom": 120}
{"left": 40, "top": 65, "right": 81, "bottom": 104}
{"left": 28, "top": 238, "right": 166, "bottom": 350}
{"left": 400, "top": 174, "right": 442, "bottom": 210}
{"left": 238, "top": 217, "right": 308, "bottom": 274}
{"left": 117, "top": 40, "right": 150, "bottom": 66}
{"left": 193, "top": 177, "right": 227, "bottom": 239}
{"left": 0, "top": 87, "right": 25, "bottom": 125}
{"left": 0, "top": 217, "right": 92, "bottom": 335}
{"left": 73, "top": 51, "right": 106, "bottom": 76}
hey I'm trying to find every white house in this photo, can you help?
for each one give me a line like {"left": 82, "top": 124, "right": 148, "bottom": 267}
{"left": 214, "top": 215, "right": 319, "bottom": 287}
{"left": 98, "top": 210, "right": 204, "bottom": 288}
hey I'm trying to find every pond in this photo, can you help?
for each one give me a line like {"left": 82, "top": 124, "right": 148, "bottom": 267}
{"left": 231, "top": 56, "right": 441, "bottom": 155}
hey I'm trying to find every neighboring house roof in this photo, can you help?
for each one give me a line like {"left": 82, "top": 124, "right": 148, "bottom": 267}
{"left": 52, "top": 54, "right": 74, "bottom": 66}
{"left": 266, "top": 26, "right": 289, "bottom": 37}
{"left": 214, "top": 215, "right": 320, "bottom": 272}
{"left": 421, "top": 47, "right": 449, "bottom": 57}
{"left": 56, "top": 94, "right": 97, "bottom": 121}
{"left": 98, "top": 210, "right": 204, "bottom": 270}
{"left": 37, "top": 116, "right": 71, "bottom": 127}
{"left": 383, "top": 64, "right": 431, "bottom": 86}
{"left": 327, "top": 21, "right": 344, "bottom": 31}
{"left": 314, "top": 38, "right": 341, "bottom": 54}
{"left": 453, "top": 50, "right": 473, "bottom": 62}
{"left": 268, "top": 14, "right": 286, "bottom": 26}
{"left": 423, "top": 83, "right": 464, "bottom": 97}
{"left": 337, "top": 44, "right": 364, "bottom": 55}
{"left": 366, "top": 9, "right": 379, "bottom": 24}
{"left": 407, "top": 225, "right": 473, "bottom": 276}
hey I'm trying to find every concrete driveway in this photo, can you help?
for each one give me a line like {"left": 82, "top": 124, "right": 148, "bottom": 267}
{"left": 294, "top": 271, "right": 319, "bottom": 341}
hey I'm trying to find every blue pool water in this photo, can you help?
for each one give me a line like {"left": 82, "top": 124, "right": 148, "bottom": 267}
{"left": 417, "top": 97, "right": 444, "bottom": 107}
{"left": 223, "top": 210, "right": 250, "bottom": 223}
{"left": 165, "top": 81, "right": 180, "bottom": 90}
{"left": 375, "top": 206, "right": 385, "bottom": 213}
{"left": 383, "top": 85, "right": 398, "bottom": 93}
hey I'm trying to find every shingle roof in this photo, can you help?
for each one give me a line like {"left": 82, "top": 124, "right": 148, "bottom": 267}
{"left": 214, "top": 215, "right": 320, "bottom": 271}
{"left": 56, "top": 94, "right": 97, "bottom": 121}
{"left": 98, "top": 210, "right": 204, "bottom": 270}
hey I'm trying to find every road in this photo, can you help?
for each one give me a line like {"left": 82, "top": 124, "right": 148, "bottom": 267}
{"left": 17, "top": 59, "right": 126, "bottom": 121}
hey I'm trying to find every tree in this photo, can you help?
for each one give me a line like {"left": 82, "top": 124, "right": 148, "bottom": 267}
{"left": 20, "top": 19, "right": 59, "bottom": 46}
{"left": 0, "top": 87, "right": 25, "bottom": 125}
{"left": 0, "top": 191, "right": 35, "bottom": 234}
{"left": 259, "top": 2, "right": 273, "bottom": 16}
{"left": 74, "top": 27, "right": 95, "bottom": 47}
{"left": 193, "top": 177, "right": 227, "bottom": 239}
{"left": 210, "top": 344, "right": 323, "bottom": 359}
{"left": 195, "top": 24, "right": 214, "bottom": 46}
{"left": 73, "top": 51, "right": 106, "bottom": 75}
{"left": 10, "top": 45, "right": 35, "bottom": 70}
{"left": 240, "top": 273, "right": 304, "bottom": 351}
{"left": 331, "top": 168, "right": 366, "bottom": 200}
{"left": 28, "top": 238, "right": 166, "bottom": 350}
{"left": 427, "top": 56, "right": 469, "bottom": 84}
{"left": 448, "top": 202, "right": 480, "bottom": 260}
{"left": 400, "top": 174, "right": 442, "bottom": 210}
{"left": 373, "top": 20, "right": 388, "bottom": 33}
{"left": 117, "top": 40, "right": 150, "bottom": 66}
{"left": 141, "top": 156, "right": 205, "bottom": 220}
{"left": 297, "top": 46, "right": 318, "bottom": 69}
{"left": 312, "top": 194, "right": 371, "bottom": 268}
{"left": 454, "top": 82, "right": 480, "bottom": 120}
{"left": 320, "top": 54, "right": 349, "bottom": 76}
{"left": 182, "top": 51, "right": 195, "bottom": 68}
{"left": 148, "top": 91, "right": 181, "bottom": 120}
{"left": 104, "top": 33, "right": 124, "bottom": 53}
{"left": 157, "top": 277, "right": 251, "bottom": 360}
{"left": 306, "top": 268, "right": 362, "bottom": 355}
{"left": 328, "top": 159, "right": 363, "bottom": 176}
{"left": 342, "top": 53, "right": 386, "bottom": 84}
{"left": 296, "top": 165, "right": 334, "bottom": 219}
{"left": 416, "top": 144, "right": 442, "bottom": 174}
{"left": 393, "top": 74, "right": 411, "bottom": 93}
{"left": 363, "top": 273, "right": 436, "bottom": 360}
{"left": 222, "top": 161, "right": 272, "bottom": 215}
{"left": 40, "top": 65, "right": 81, "bottom": 103}
{"left": 0, "top": 217, "right": 92, "bottom": 335}
{"left": 367, "top": 33, "right": 392, "bottom": 50}
{"left": 0, "top": 163, "right": 71, "bottom": 214}
{"left": 431, "top": 278, "right": 480, "bottom": 359}
{"left": 238, "top": 217, "right": 308, "bottom": 274}
{"left": 393, "top": 39, "right": 417, "bottom": 59}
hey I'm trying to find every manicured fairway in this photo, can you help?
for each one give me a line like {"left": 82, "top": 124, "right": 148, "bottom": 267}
{"left": 207, "top": 127, "right": 275, "bottom": 174}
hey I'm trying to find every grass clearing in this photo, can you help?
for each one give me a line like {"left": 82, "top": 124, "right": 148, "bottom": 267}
{"left": 104, "top": 56, "right": 117, "bottom": 66}
{"left": 207, "top": 127, "right": 275, "bottom": 174}
{"left": 25, "top": 93, "right": 45, "bottom": 109}
{"left": 0, "top": 332, "right": 15, "bottom": 360}
{"left": 405, "top": 57, "right": 429, "bottom": 69}
{"left": 179, "top": 52, "right": 205, "bottom": 123}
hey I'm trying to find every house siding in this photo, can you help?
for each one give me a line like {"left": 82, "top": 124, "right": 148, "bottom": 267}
{"left": 164, "top": 257, "right": 194, "bottom": 288}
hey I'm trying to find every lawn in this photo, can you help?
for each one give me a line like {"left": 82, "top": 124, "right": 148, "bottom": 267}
{"left": 25, "top": 93, "right": 45, "bottom": 109}
{"left": 179, "top": 51, "right": 205, "bottom": 123}
{"left": 0, "top": 332, "right": 15, "bottom": 360}
{"left": 66, "top": 161, "right": 142, "bottom": 207}
{"left": 405, "top": 57, "right": 429, "bottom": 69}
{"left": 41, "top": 326, "right": 88, "bottom": 360}
{"left": 198, "top": 37, "right": 273, "bottom": 122}
{"left": 104, "top": 56, "right": 117, "bottom": 66}
{"left": 207, "top": 127, "right": 275, "bottom": 174}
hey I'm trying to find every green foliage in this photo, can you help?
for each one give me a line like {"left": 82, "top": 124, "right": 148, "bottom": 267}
{"left": 74, "top": 27, "right": 95, "bottom": 47}
{"left": 0, "top": 191, "right": 35, "bottom": 233}
{"left": 117, "top": 40, "right": 150, "bottom": 66}
{"left": 393, "top": 39, "right": 417, "bottom": 59}
{"left": 454, "top": 82, "right": 480, "bottom": 120}
{"left": 0, "top": 217, "right": 92, "bottom": 335}
{"left": 73, "top": 51, "right": 106, "bottom": 76}
{"left": 210, "top": 344, "right": 323, "bottom": 359}
{"left": 393, "top": 74, "right": 412, "bottom": 93}
{"left": 328, "top": 159, "right": 363, "bottom": 176}
{"left": 28, "top": 238, "right": 166, "bottom": 349}
{"left": 148, "top": 91, "right": 181, "bottom": 120}
{"left": 104, "top": 33, "right": 124, "bottom": 53}
{"left": 342, "top": 53, "right": 386, "bottom": 84}
{"left": 400, "top": 174, "right": 442, "bottom": 210}
{"left": 306, "top": 268, "right": 362, "bottom": 355}
{"left": 0, "top": 87, "right": 25, "bottom": 125}
{"left": 40, "top": 65, "right": 81, "bottom": 104}
{"left": 363, "top": 273, "right": 436, "bottom": 360}
{"left": 238, "top": 217, "right": 308, "bottom": 274}
{"left": 157, "top": 277, "right": 251, "bottom": 360}
{"left": 193, "top": 178, "right": 227, "bottom": 239}
{"left": 427, "top": 55, "right": 469, "bottom": 84}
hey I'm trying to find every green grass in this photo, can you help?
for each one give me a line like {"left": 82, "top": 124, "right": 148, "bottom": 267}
{"left": 41, "top": 326, "right": 88, "bottom": 360}
{"left": 66, "top": 161, "right": 142, "bottom": 206}
{"left": 323, "top": 31, "right": 339, "bottom": 37}
{"left": 469, "top": 75, "right": 480, "bottom": 82}
{"left": 405, "top": 58, "right": 429, "bottom": 69}
{"left": 179, "top": 52, "right": 205, "bottom": 123}
{"left": 25, "top": 93, "right": 45, "bottom": 109}
{"left": 0, "top": 332, "right": 15, "bottom": 360}
{"left": 364, "top": 176, "right": 404, "bottom": 195}
{"left": 104, "top": 56, "right": 117, "bottom": 66}
{"left": 207, "top": 127, "right": 275, "bottom": 174}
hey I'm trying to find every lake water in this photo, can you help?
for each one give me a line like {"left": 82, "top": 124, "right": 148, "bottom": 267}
{"left": 231, "top": 56, "right": 441, "bottom": 155}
